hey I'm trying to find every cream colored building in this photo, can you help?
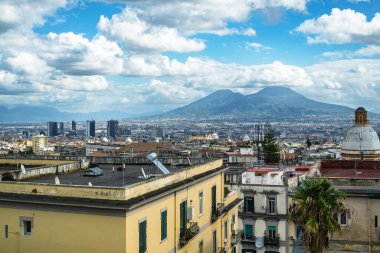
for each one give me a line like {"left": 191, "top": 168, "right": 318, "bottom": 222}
{"left": 31, "top": 134, "right": 48, "bottom": 154}
{"left": 0, "top": 159, "right": 241, "bottom": 253}
{"left": 225, "top": 166, "right": 290, "bottom": 253}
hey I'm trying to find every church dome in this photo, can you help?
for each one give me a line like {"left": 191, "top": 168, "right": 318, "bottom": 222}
{"left": 342, "top": 126, "right": 380, "bottom": 151}
{"left": 341, "top": 107, "right": 380, "bottom": 160}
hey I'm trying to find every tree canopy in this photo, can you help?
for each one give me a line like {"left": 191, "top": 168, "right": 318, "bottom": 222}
{"left": 261, "top": 123, "right": 280, "bottom": 164}
{"left": 289, "top": 178, "right": 346, "bottom": 253}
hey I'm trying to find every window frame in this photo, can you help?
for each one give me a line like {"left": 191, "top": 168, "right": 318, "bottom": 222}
{"left": 19, "top": 217, "right": 33, "bottom": 236}
{"left": 160, "top": 209, "right": 167, "bottom": 241}
{"left": 199, "top": 191, "right": 204, "bottom": 216}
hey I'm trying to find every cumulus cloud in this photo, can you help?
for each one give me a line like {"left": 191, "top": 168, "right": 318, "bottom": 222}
{"left": 295, "top": 8, "right": 380, "bottom": 45}
{"left": 127, "top": 0, "right": 307, "bottom": 36}
{"left": 97, "top": 8, "right": 206, "bottom": 53}
{"left": 0, "top": 0, "right": 68, "bottom": 33}
{"left": 46, "top": 32, "right": 124, "bottom": 75}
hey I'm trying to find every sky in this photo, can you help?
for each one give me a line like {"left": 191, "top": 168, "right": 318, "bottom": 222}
{"left": 1, "top": 0, "right": 380, "bottom": 115}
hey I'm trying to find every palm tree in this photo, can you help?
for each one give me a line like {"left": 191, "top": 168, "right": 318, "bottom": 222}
{"left": 289, "top": 178, "right": 346, "bottom": 253}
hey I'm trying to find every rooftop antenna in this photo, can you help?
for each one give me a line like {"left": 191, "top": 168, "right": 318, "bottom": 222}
{"left": 55, "top": 176, "right": 60, "bottom": 185}
{"left": 146, "top": 152, "right": 170, "bottom": 174}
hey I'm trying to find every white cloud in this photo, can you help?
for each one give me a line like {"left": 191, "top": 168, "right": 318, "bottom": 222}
{"left": 246, "top": 42, "right": 272, "bottom": 52}
{"left": 0, "top": 0, "right": 68, "bottom": 33}
{"left": 295, "top": 8, "right": 380, "bottom": 45}
{"left": 97, "top": 8, "right": 206, "bottom": 53}
{"left": 46, "top": 32, "right": 124, "bottom": 75}
{"left": 127, "top": 0, "right": 307, "bottom": 36}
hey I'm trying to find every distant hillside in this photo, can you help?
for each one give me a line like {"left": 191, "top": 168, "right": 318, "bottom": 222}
{"left": 0, "top": 106, "right": 133, "bottom": 123}
{"left": 163, "top": 86, "right": 356, "bottom": 119}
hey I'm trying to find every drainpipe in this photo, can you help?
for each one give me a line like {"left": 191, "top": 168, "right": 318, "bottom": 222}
{"left": 368, "top": 198, "right": 371, "bottom": 253}
{"left": 174, "top": 190, "right": 177, "bottom": 253}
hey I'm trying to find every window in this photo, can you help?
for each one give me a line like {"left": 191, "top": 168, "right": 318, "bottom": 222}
{"left": 244, "top": 224, "right": 253, "bottom": 239}
{"left": 161, "top": 210, "right": 167, "bottom": 241}
{"left": 199, "top": 192, "right": 203, "bottom": 215}
{"left": 180, "top": 200, "right": 187, "bottom": 239}
{"left": 375, "top": 215, "right": 378, "bottom": 228}
{"left": 224, "top": 221, "right": 228, "bottom": 241}
{"left": 21, "top": 218, "right": 33, "bottom": 235}
{"left": 268, "top": 197, "right": 276, "bottom": 214}
{"left": 212, "top": 186, "right": 216, "bottom": 216}
{"left": 268, "top": 226, "right": 276, "bottom": 238}
{"left": 4, "top": 225, "right": 8, "bottom": 239}
{"left": 199, "top": 240, "right": 204, "bottom": 253}
{"left": 213, "top": 230, "right": 217, "bottom": 253}
{"left": 340, "top": 212, "right": 347, "bottom": 226}
{"left": 244, "top": 197, "right": 254, "bottom": 213}
{"left": 139, "top": 220, "right": 147, "bottom": 253}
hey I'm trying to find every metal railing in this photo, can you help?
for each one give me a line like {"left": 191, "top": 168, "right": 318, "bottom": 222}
{"left": 264, "top": 235, "right": 280, "bottom": 246}
{"left": 179, "top": 222, "right": 200, "bottom": 245}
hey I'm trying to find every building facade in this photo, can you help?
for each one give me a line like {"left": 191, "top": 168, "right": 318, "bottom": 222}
{"left": 107, "top": 120, "right": 119, "bottom": 139}
{"left": 86, "top": 120, "right": 95, "bottom": 138}
{"left": 0, "top": 159, "right": 241, "bottom": 253}
{"left": 47, "top": 122, "right": 58, "bottom": 137}
{"left": 31, "top": 134, "right": 48, "bottom": 154}
{"left": 225, "top": 166, "right": 289, "bottom": 253}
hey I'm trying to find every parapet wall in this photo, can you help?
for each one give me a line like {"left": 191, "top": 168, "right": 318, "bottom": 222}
{"left": 0, "top": 159, "right": 224, "bottom": 201}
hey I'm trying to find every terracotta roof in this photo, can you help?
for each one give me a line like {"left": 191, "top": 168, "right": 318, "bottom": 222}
{"left": 115, "top": 142, "right": 172, "bottom": 155}
{"left": 320, "top": 160, "right": 380, "bottom": 179}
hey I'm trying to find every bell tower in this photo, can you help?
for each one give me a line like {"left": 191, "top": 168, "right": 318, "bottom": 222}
{"left": 355, "top": 107, "right": 367, "bottom": 127}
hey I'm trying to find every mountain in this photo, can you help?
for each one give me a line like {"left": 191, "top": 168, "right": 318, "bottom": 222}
{"left": 163, "top": 86, "right": 356, "bottom": 119}
{"left": 0, "top": 106, "right": 134, "bottom": 123}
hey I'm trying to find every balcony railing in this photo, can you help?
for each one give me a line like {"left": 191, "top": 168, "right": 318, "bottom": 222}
{"left": 211, "top": 203, "right": 225, "bottom": 222}
{"left": 231, "top": 229, "right": 242, "bottom": 245}
{"left": 241, "top": 232, "right": 255, "bottom": 244}
{"left": 265, "top": 207, "right": 277, "bottom": 215}
{"left": 218, "top": 247, "right": 227, "bottom": 253}
{"left": 179, "top": 222, "right": 200, "bottom": 245}
{"left": 264, "top": 235, "right": 280, "bottom": 246}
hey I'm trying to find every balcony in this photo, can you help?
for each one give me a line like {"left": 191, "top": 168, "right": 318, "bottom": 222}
{"left": 211, "top": 203, "right": 225, "bottom": 222}
{"left": 241, "top": 232, "right": 255, "bottom": 244}
{"left": 218, "top": 247, "right": 227, "bottom": 253}
{"left": 265, "top": 207, "right": 277, "bottom": 215}
{"left": 264, "top": 235, "right": 280, "bottom": 246}
{"left": 179, "top": 222, "right": 200, "bottom": 246}
{"left": 231, "top": 229, "right": 242, "bottom": 245}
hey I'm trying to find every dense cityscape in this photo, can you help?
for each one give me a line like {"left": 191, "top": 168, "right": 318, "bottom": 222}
{"left": 1, "top": 0, "right": 380, "bottom": 253}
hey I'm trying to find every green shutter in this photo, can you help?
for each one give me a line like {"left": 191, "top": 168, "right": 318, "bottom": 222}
{"left": 161, "top": 210, "right": 167, "bottom": 241}
{"left": 139, "top": 220, "right": 147, "bottom": 253}
{"left": 268, "top": 226, "right": 276, "bottom": 231}
{"left": 245, "top": 224, "right": 253, "bottom": 237}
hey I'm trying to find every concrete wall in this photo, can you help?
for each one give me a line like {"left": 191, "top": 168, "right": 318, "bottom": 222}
{"left": 329, "top": 196, "right": 380, "bottom": 252}
{"left": 0, "top": 203, "right": 126, "bottom": 253}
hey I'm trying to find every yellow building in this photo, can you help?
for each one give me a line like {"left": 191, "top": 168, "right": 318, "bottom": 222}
{"left": 0, "top": 159, "right": 241, "bottom": 253}
{"left": 31, "top": 134, "right": 48, "bottom": 154}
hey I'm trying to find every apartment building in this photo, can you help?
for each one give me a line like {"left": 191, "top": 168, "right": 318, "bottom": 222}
{"left": 225, "top": 165, "right": 289, "bottom": 253}
{"left": 0, "top": 159, "right": 241, "bottom": 253}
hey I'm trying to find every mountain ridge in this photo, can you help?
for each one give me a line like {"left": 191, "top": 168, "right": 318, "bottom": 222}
{"left": 163, "top": 86, "right": 358, "bottom": 119}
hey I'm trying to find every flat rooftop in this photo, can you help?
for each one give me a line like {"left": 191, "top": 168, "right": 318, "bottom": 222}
{"left": 24, "top": 164, "right": 186, "bottom": 187}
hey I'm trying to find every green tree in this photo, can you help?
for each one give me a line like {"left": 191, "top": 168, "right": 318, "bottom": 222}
{"left": 261, "top": 123, "right": 280, "bottom": 164}
{"left": 289, "top": 178, "right": 346, "bottom": 253}
{"left": 306, "top": 138, "right": 312, "bottom": 149}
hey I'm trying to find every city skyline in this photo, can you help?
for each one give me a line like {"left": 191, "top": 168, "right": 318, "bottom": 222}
{"left": 1, "top": 0, "right": 380, "bottom": 115}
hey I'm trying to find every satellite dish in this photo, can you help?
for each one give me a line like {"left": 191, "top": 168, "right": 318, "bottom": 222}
{"left": 55, "top": 176, "right": 60, "bottom": 185}
{"left": 141, "top": 168, "right": 147, "bottom": 179}
{"left": 21, "top": 164, "right": 26, "bottom": 174}
{"left": 88, "top": 182, "right": 93, "bottom": 186}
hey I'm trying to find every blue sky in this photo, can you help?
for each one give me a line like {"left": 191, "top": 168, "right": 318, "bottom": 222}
{"left": 1, "top": 0, "right": 380, "bottom": 114}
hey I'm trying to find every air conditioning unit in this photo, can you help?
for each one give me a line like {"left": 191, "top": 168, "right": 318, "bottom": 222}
{"left": 187, "top": 206, "right": 194, "bottom": 220}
